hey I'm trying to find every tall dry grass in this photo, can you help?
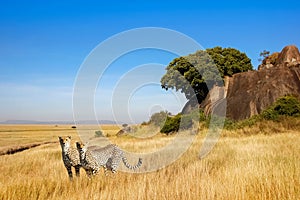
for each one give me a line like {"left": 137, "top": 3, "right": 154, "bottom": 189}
{"left": 0, "top": 125, "right": 299, "bottom": 199}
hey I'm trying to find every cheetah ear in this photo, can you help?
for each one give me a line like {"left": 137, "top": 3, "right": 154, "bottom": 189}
{"left": 67, "top": 136, "right": 71, "bottom": 139}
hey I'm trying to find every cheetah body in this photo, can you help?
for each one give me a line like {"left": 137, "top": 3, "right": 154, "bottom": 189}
{"left": 59, "top": 136, "right": 81, "bottom": 179}
{"left": 76, "top": 142, "right": 142, "bottom": 176}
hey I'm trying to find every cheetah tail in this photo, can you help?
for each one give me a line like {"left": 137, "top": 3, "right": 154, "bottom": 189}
{"left": 122, "top": 157, "right": 142, "bottom": 170}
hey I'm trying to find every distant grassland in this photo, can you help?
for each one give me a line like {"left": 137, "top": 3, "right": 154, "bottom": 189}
{"left": 0, "top": 123, "right": 299, "bottom": 199}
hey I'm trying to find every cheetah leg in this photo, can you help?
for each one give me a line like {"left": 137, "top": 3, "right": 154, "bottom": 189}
{"left": 92, "top": 168, "right": 99, "bottom": 176}
{"left": 85, "top": 169, "right": 92, "bottom": 178}
{"left": 103, "top": 166, "right": 110, "bottom": 176}
{"left": 110, "top": 164, "right": 117, "bottom": 179}
{"left": 66, "top": 166, "right": 73, "bottom": 180}
{"left": 111, "top": 157, "right": 121, "bottom": 174}
{"left": 75, "top": 166, "right": 80, "bottom": 177}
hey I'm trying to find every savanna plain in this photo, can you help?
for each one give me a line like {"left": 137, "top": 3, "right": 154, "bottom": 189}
{"left": 0, "top": 121, "right": 299, "bottom": 200}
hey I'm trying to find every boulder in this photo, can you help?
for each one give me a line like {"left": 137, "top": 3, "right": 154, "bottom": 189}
{"left": 275, "top": 45, "right": 300, "bottom": 67}
{"left": 226, "top": 67, "right": 300, "bottom": 120}
{"left": 200, "top": 45, "right": 300, "bottom": 121}
{"left": 258, "top": 52, "right": 279, "bottom": 70}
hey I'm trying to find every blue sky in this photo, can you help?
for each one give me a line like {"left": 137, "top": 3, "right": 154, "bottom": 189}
{"left": 0, "top": 0, "right": 300, "bottom": 123}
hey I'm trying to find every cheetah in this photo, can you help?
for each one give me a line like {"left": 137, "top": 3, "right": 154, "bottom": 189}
{"left": 58, "top": 136, "right": 81, "bottom": 180}
{"left": 76, "top": 142, "right": 142, "bottom": 176}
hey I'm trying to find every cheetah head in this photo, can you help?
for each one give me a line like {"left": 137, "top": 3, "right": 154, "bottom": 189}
{"left": 58, "top": 136, "right": 72, "bottom": 149}
{"left": 76, "top": 141, "right": 87, "bottom": 160}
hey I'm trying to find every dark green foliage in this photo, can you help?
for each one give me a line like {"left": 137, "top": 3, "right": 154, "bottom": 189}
{"left": 224, "top": 115, "right": 261, "bottom": 130}
{"left": 161, "top": 47, "right": 253, "bottom": 104}
{"left": 95, "top": 130, "right": 104, "bottom": 137}
{"left": 261, "top": 96, "right": 300, "bottom": 120}
{"left": 160, "top": 57, "right": 209, "bottom": 103}
{"left": 149, "top": 111, "right": 169, "bottom": 127}
{"left": 206, "top": 47, "right": 253, "bottom": 77}
{"left": 141, "top": 121, "right": 149, "bottom": 125}
{"left": 160, "top": 114, "right": 181, "bottom": 134}
{"left": 273, "top": 96, "right": 300, "bottom": 116}
{"left": 261, "top": 109, "right": 279, "bottom": 121}
{"left": 160, "top": 109, "right": 205, "bottom": 134}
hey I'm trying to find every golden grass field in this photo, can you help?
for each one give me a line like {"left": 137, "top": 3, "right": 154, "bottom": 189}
{"left": 0, "top": 122, "right": 299, "bottom": 200}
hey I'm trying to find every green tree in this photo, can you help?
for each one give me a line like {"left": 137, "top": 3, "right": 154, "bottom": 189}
{"left": 258, "top": 50, "right": 270, "bottom": 62}
{"left": 161, "top": 47, "right": 253, "bottom": 103}
{"left": 161, "top": 56, "right": 210, "bottom": 103}
{"left": 206, "top": 47, "right": 253, "bottom": 77}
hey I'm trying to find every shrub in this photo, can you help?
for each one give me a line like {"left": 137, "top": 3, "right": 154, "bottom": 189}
{"left": 261, "top": 109, "right": 279, "bottom": 121}
{"left": 149, "top": 111, "right": 169, "bottom": 127}
{"left": 262, "top": 96, "right": 300, "bottom": 120}
{"left": 160, "top": 109, "right": 206, "bottom": 134}
{"left": 160, "top": 114, "right": 181, "bottom": 134}
{"left": 95, "top": 130, "right": 104, "bottom": 137}
{"left": 141, "top": 121, "right": 149, "bottom": 125}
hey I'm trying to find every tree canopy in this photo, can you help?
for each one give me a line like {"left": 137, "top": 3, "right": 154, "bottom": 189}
{"left": 161, "top": 46, "right": 253, "bottom": 104}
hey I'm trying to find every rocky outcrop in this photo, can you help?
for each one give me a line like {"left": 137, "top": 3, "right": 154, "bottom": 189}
{"left": 276, "top": 45, "right": 300, "bottom": 67}
{"left": 226, "top": 67, "right": 300, "bottom": 120}
{"left": 201, "top": 45, "right": 300, "bottom": 121}
{"left": 200, "top": 80, "right": 228, "bottom": 117}
{"left": 258, "top": 45, "right": 300, "bottom": 70}
{"left": 258, "top": 52, "right": 279, "bottom": 70}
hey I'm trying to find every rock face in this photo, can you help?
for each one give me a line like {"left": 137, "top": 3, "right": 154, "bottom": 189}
{"left": 200, "top": 82, "right": 228, "bottom": 117}
{"left": 201, "top": 45, "right": 300, "bottom": 121}
{"left": 276, "top": 45, "right": 300, "bottom": 66}
{"left": 258, "top": 45, "right": 300, "bottom": 70}
{"left": 258, "top": 52, "right": 279, "bottom": 70}
{"left": 226, "top": 67, "right": 300, "bottom": 120}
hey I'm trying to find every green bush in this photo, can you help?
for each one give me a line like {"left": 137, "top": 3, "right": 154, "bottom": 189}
{"left": 160, "top": 114, "right": 181, "bottom": 134}
{"left": 261, "top": 109, "right": 279, "bottom": 121}
{"left": 141, "top": 121, "right": 149, "bottom": 125}
{"left": 262, "top": 96, "right": 300, "bottom": 120}
{"left": 159, "top": 108, "right": 208, "bottom": 134}
{"left": 160, "top": 113, "right": 195, "bottom": 134}
{"left": 95, "top": 130, "right": 104, "bottom": 137}
{"left": 149, "top": 111, "right": 169, "bottom": 127}
{"left": 224, "top": 115, "right": 261, "bottom": 130}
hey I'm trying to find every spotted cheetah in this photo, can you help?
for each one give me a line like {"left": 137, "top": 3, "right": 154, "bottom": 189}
{"left": 58, "top": 136, "right": 81, "bottom": 180}
{"left": 76, "top": 142, "right": 142, "bottom": 176}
